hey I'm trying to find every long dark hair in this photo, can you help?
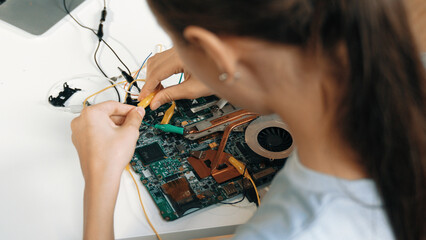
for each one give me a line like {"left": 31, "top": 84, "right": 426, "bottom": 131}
{"left": 147, "top": 1, "right": 426, "bottom": 239}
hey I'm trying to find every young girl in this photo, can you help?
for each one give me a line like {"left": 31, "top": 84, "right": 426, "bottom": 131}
{"left": 71, "top": 0, "right": 426, "bottom": 239}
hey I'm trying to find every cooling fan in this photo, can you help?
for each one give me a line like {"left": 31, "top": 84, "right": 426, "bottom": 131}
{"left": 245, "top": 115, "right": 294, "bottom": 160}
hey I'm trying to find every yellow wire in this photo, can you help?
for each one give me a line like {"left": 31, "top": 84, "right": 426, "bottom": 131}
{"left": 247, "top": 176, "right": 261, "bottom": 206}
{"left": 82, "top": 80, "right": 127, "bottom": 108}
{"left": 228, "top": 157, "right": 261, "bottom": 206}
{"left": 138, "top": 90, "right": 159, "bottom": 108}
{"left": 160, "top": 101, "right": 176, "bottom": 124}
{"left": 125, "top": 165, "right": 162, "bottom": 240}
{"left": 124, "top": 79, "right": 146, "bottom": 101}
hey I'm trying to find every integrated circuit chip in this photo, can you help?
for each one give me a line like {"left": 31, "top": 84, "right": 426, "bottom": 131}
{"left": 176, "top": 144, "right": 185, "bottom": 154}
{"left": 136, "top": 142, "right": 166, "bottom": 166}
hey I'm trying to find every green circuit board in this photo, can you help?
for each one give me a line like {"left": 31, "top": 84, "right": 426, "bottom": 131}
{"left": 130, "top": 96, "right": 288, "bottom": 221}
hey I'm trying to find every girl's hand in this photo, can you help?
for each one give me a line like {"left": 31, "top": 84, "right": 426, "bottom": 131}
{"left": 138, "top": 48, "right": 213, "bottom": 110}
{"left": 71, "top": 101, "right": 145, "bottom": 239}
{"left": 71, "top": 101, "right": 145, "bottom": 182}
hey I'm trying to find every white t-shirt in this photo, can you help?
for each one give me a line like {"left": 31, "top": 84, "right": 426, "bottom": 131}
{"left": 233, "top": 153, "right": 394, "bottom": 240}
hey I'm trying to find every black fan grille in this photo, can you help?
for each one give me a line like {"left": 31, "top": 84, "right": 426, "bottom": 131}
{"left": 257, "top": 127, "right": 292, "bottom": 152}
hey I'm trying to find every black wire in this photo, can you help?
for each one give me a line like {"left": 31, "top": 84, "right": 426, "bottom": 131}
{"left": 63, "top": 0, "right": 96, "bottom": 34}
{"left": 220, "top": 193, "right": 246, "bottom": 205}
{"left": 64, "top": 0, "right": 122, "bottom": 103}
{"left": 94, "top": 40, "right": 121, "bottom": 102}
{"left": 63, "top": 0, "right": 131, "bottom": 75}
{"left": 114, "top": 86, "right": 121, "bottom": 103}
{"left": 101, "top": 39, "right": 131, "bottom": 75}
{"left": 94, "top": 40, "right": 108, "bottom": 78}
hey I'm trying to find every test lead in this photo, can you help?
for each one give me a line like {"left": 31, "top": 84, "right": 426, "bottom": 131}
{"left": 138, "top": 90, "right": 159, "bottom": 108}
{"left": 117, "top": 67, "right": 141, "bottom": 105}
{"left": 153, "top": 124, "right": 184, "bottom": 135}
{"left": 161, "top": 101, "right": 176, "bottom": 124}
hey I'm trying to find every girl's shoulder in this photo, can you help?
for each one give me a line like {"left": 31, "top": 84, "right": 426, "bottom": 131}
{"left": 233, "top": 153, "right": 394, "bottom": 240}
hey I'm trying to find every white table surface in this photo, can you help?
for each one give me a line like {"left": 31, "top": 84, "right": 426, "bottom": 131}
{"left": 0, "top": 0, "right": 257, "bottom": 239}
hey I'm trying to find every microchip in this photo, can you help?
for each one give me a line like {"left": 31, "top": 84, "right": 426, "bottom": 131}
{"left": 136, "top": 142, "right": 166, "bottom": 166}
{"left": 154, "top": 191, "right": 163, "bottom": 199}
{"left": 164, "top": 173, "right": 179, "bottom": 182}
{"left": 176, "top": 144, "right": 185, "bottom": 154}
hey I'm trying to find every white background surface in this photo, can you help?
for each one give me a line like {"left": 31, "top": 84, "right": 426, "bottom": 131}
{"left": 0, "top": 0, "right": 256, "bottom": 239}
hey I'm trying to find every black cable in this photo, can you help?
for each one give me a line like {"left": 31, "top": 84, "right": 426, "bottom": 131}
{"left": 62, "top": 0, "right": 132, "bottom": 75}
{"left": 101, "top": 39, "right": 131, "bottom": 74}
{"left": 94, "top": 40, "right": 108, "bottom": 78}
{"left": 64, "top": 0, "right": 122, "bottom": 103}
{"left": 63, "top": 0, "right": 96, "bottom": 34}
{"left": 220, "top": 193, "right": 246, "bottom": 205}
{"left": 94, "top": 40, "right": 121, "bottom": 102}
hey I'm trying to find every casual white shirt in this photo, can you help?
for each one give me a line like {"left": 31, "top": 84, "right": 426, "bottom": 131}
{"left": 233, "top": 152, "right": 394, "bottom": 240}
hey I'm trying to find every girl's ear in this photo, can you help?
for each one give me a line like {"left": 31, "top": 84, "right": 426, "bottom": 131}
{"left": 183, "top": 26, "right": 238, "bottom": 77}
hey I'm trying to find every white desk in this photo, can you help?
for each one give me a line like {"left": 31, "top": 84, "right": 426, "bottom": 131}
{"left": 0, "top": 1, "right": 256, "bottom": 239}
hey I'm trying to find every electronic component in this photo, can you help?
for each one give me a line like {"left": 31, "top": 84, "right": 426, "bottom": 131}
{"left": 149, "top": 158, "right": 181, "bottom": 180}
{"left": 245, "top": 115, "right": 294, "bottom": 159}
{"left": 252, "top": 167, "right": 276, "bottom": 185}
{"left": 176, "top": 144, "right": 185, "bottom": 154}
{"left": 191, "top": 114, "right": 259, "bottom": 184}
{"left": 183, "top": 105, "right": 247, "bottom": 140}
{"left": 164, "top": 173, "right": 179, "bottom": 182}
{"left": 48, "top": 82, "right": 81, "bottom": 107}
{"left": 222, "top": 183, "right": 238, "bottom": 197}
{"left": 235, "top": 142, "right": 262, "bottom": 164}
{"left": 136, "top": 142, "right": 166, "bottom": 166}
{"left": 190, "top": 100, "right": 218, "bottom": 113}
{"left": 161, "top": 177, "right": 202, "bottom": 216}
{"left": 190, "top": 151, "right": 205, "bottom": 159}
{"left": 209, "top": 142, "right": 218, "bottom": 149}
{"left": 228, "top": 156, "right": 261, "bottom": 206}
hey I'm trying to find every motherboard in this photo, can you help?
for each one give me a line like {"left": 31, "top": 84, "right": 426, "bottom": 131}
{"left": 130, "top": 96, "right": 294, "bottom": 221}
